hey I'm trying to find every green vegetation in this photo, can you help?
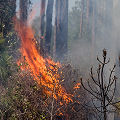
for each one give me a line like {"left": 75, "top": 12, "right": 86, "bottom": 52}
{"left": 1, "top": 0, "right": 120, "bottom": 120}
{"left": 0, "top": 0, "right": 16, "bottom": 37}
{"left": 0, "top": 72, "right": 47, "bottom": 119}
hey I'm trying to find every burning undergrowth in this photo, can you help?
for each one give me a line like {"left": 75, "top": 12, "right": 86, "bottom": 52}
{"left": 14, "top": 17, "right": 74, "bottom": 105}
{"left": 0, "top": 68, "right": 88, "bottom": 120}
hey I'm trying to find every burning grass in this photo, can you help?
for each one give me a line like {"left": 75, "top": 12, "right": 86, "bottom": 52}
{"left": 10, "top": 17, "right": 92, "bottom": 120}
{"left": 14, "top": 17, "right": 73, "bottom": 105}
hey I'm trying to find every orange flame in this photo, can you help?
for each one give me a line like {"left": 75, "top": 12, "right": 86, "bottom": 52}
{"left": 73, "top": 83, "right": 81, "bottom": 90}
{"left": 14, "top": 18, "right": 72, "bottom": 103}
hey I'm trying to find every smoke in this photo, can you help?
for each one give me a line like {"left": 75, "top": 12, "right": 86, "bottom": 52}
{"left": 68, "top": 0, "right": 120, "bottom": 71}
{"left": 28, "top": 0, "right": 120, "bottom": 72}
{"left": 68, "top": 1, "right": 120, "bottom": 119}
{"left": 16, "top": 0, "right": 120, "bottom": 119}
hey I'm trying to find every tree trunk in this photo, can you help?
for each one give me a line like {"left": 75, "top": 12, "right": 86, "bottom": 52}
{"left": 20, "top": 0, "right": 28, "bottom": 22}
{"left": 39, "top": 0, "right": 46, "bottom": 56}
{"left": 79, "top": 0, "right": 83, "bottom": 38}
{"left": 45, "top": 0, "right": 54, "bottom": 55}
{"left": 105, "top": 0, "right": 113, "bottom": 34}
{"left": 40, "top": 0, "right": 46, "bottom": 36}
{"left": 88, "top": 0, "right": 96, "bottom": 63}
{"left": 53, "top": 0, "right": 57, "bottom": 59}
{"left": 55, "top": 0, "right": 68, "bottom": 60}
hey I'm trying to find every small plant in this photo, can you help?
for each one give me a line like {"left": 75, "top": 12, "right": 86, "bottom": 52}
{"left": 0, "top": 72, "right": 48, "bottom": 120}
{"left": 81, "top": 49, "right": 119, "bottom": 120}
{"left": 0, "top": 52, "right": 12, "bottom": 85}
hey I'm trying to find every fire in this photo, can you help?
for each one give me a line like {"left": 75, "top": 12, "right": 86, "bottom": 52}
{"left": 14, "top": 18, "right": 72, "bottom": 103}
{"left": 73, "top": 83, "right": 81, "bottom": 90}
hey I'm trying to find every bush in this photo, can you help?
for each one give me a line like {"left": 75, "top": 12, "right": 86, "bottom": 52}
{"left": 0, "top": 72, "right": 47, "bottom": 120}
{"left": 0, "top": 52, "right": 17, "bottom": 86}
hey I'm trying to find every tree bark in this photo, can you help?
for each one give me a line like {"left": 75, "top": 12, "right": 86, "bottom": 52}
{"left": 53, "top": 0, "right": 57, "bottom": 59}
{"left": 79, "top": 0, "right": 83, "bottom": 38}
{"left": 45, "top": 0, "right": 54, "bottom": 54}
{"left": 55, "top": 0, "right": 68, "bottom": 60}
{"left": 20, "top": 0, "right": 28, "bottom": 22}
{"left": 40, "top": 0, "right": 46, "bottom": 36}
{"left": 39, "top": 0, "right": 46, "bottom": 56}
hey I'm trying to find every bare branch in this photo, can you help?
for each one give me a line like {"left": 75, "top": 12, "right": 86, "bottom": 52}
{"left": 87, "top": 81, "right": 100, "bottom": 96}
{"left": 90, "top": 67, "right": 100, "bottom": 87}
{"left": 81, "top": 78, "right": 101, "bottom": 100}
